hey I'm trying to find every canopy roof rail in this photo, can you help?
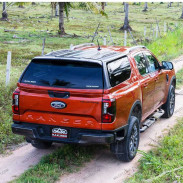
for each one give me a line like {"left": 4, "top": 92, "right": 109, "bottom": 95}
{"left": 70, "top": 43, "right": 95, "bottom": 50}
{"left": 127, "top": 45, "right": 147, "bottom": 53}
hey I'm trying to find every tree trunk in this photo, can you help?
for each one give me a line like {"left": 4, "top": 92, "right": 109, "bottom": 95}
{"left": 101, "top": 2, "right": 105, "bottom": 11}
{"left": 168, "top": 2, "right": 172, "bottom": 8}
{"left": 142, "top": 2, "right": 148, "bottom": 11}
{"left": 120, "top": 3, "right": 132, "bottom": 31}
{"left": 124, "top": 2, "right": 126, "bottom": 12}
{"left": 58, "top": 2, "right": 65, "bottom": 35}
{"left": 55, "top": 3, "right": 59, "bottom": 16}
{"left": 1, "top": 2, "right": 8, "bottom": 20}
{"left": 180, "top": 4, "right": 183, "bottom": 19}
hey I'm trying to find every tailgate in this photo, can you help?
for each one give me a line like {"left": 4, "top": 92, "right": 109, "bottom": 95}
{"left": 18, "top": 59, "right": 104, "bottom": 130}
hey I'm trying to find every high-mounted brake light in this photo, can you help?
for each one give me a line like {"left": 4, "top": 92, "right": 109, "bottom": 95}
{"left": 102, "top": 99, "right": 116, "bottom": 123}
{"left": 12, "top": 91, "right": 20, "bottom": 114}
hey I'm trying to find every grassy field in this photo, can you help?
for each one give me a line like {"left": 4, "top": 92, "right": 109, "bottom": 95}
{"left": 1, "top": 2, "right": 183, "bottom": 66}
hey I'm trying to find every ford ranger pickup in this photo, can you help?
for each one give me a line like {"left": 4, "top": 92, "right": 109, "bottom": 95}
{"left": 12, "top": 44, "right": 176, "bottom": 161}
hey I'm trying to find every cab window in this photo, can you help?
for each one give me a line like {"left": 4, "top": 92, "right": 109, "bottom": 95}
{"left": 107, "top": 57, "right": 131, "bottom": 87}
{"left": 134, "top": 53, "right": 148, "bottom": 76}
{"left": 144, "top": 52, "right": 159, "bottom": 73}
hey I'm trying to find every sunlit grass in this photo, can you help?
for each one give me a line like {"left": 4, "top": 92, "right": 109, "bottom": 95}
{"left": 13, "top": 144, "right": 103, "bottom": 183}
{"left": 147, "top": 27, "right": 183, "bottom": 61}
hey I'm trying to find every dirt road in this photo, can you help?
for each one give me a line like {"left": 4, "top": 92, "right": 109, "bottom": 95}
{"left": 0, "top": 143, "right": 63, "bottom": 183}
{"left": 0, "top": 57, "right": 183, "bottom": 183}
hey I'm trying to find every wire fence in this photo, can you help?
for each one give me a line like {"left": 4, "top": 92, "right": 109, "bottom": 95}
{"left": 1, "top": 17, "right": 183, "bottom": 86}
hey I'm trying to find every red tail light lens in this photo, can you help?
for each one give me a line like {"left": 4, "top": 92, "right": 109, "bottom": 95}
{"left": 102, "top": 99, "right": 116, "bottom": 123}
{"left": 12, "top": 91, "right": 20, "bottom": 114}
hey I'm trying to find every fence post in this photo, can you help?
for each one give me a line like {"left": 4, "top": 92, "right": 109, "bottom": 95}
{"left": 70, "top": 44, "right": 74, "bottom": 50}
{"left": 124, "top": 30, "right": 127, "bottom": 46}
{"left": 128, "top": 29, "right": 137, "bottom": 45}
{"left": 103, "top": 37, "right": 107, "bottom": 45}
{"left": 164, "top": 22, "right": 167, "bottom": 33}
{"left": 108, "top": 27, "right": 114, "bottom": 45}
{"left": 156, "top": 18, "right": 161, "bottom": 37}
{"left": 156, "top": 25, "right": 158, "bottom": 38}
{"left": 152, "top": 28, "right": 155, "bottom": 39}
{"left": 175, "top": 22, "right": 178, "bottom": 28}
{"left": 6, "top": 51, "right": 11, "bottom": 86}
{"left": 144, "top": 26, "right": 146, "bottom": 37}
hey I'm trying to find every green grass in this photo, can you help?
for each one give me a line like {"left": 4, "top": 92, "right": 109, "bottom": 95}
{"left": 127, "top": 118, "right": 183, "bottom": 183}
{"left": 147, "top": 27, "right": 183, "bottom": 61}
{"left": 0, "top": 82, "right": 24, "bottom": 153}
{"left": 176, "top": 68, "right": 183, "bottom": 89}
{"left": 13, "top": 144, "right": 103, "bottom": 183}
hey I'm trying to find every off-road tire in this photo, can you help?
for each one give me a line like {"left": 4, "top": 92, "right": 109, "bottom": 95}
{"left": 162, "top": 85, "right": 175, "bottom": 118}
{"left": 110, "top": 116, "right": 140, "bottom": 162}
{"left": 31, "top": 139, "right": 52, "bottom": 149}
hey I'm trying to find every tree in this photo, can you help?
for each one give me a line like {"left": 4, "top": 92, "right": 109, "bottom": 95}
{"left": 168, "top": 2, "right": 172, "bottom": 8}
{"left": 180, "top": 3, "right": 183, "bottom": 19}
{"left": 51, "top": 2, "right": 59, "bottom": 17}
{"left": 58, "top": 2, "right": 65, "bottom": 35}
{"left": 101, "top": 2, "right": 105, "bottom": 10}
{"left": 55, "top": 3, "right": 59, "bottom": 16}
{"left": 1, "top": 2, "right": 8, "bottom": 21}
{"left": 120, "top": 3, "right": 132, "bottom": 31}
{"left": 142, "top": 2, "right": 148, "bottom": 11}
{"left": 124, "top": 2, "right": 126, "bottom": 12}
{"left": 58, "top": 2, "right": 107, "bottom": 36}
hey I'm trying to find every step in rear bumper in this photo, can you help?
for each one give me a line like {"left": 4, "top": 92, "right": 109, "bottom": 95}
{"left": 12, "top": 123, "right": 114, "bottom": 144}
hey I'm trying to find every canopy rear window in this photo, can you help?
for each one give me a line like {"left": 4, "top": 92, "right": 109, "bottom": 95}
{"left": 21, "top": 59, "right": 103, "bottom": 89}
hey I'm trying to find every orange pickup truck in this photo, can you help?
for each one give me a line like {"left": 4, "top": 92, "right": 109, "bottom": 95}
{"left": 12, "top": 44, "right": 176, "bottom": 161}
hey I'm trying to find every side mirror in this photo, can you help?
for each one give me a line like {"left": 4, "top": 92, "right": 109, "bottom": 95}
{"left": 161, "top": 61, "right": 174, "bottom": 70}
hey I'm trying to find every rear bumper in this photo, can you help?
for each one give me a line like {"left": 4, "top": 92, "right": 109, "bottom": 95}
{"left": 12, "top": 122, "right": 115, "bottom": 144}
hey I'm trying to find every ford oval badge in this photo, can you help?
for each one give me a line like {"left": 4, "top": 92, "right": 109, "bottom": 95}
{"left": 51, "top": 101, "right": 66, "bottom": 109}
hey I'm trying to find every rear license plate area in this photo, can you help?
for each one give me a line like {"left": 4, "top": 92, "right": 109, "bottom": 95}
{"left": 51, "top": 127, "right": 70, "bottom": 138}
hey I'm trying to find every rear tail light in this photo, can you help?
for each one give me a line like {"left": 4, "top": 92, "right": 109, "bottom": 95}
{"left": 12, "top": 91, "right": 20, "bottom": 114}
{"left": 102, "top": 99, "right": 116, "bottom": 123}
